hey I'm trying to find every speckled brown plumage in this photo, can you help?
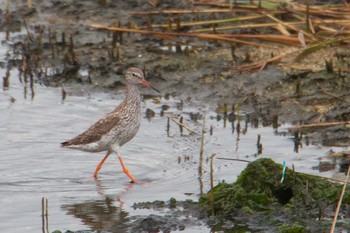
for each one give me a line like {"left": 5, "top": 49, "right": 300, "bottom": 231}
{"left": 61, "top": 113, "right": 121, "bottom": 147}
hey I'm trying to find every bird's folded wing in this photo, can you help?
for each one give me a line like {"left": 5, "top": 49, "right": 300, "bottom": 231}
{"left": 61, "top": 113, "right": 120, "bottom": 146}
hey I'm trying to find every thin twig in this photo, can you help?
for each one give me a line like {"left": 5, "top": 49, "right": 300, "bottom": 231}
{"left": 149, "top": 15, "right": 266, "bottom": 29}
{"left": 199, "top": 113, "right": 206, "bottom": 196}
{"left": 316, "top": 82, "right": 348, "bottom": 102}
{"left": 169, "top": 117, "right": 198, "bottom": 134}
{"left": 210, "top": 154, "right": 217, "bottom": 216}
{"left": 90, "top": 24, "right": 278, "bottom": 49}
{"left": 290, "top": 121, "right": 350, "bottom": 130}
{"left": 217, "top": 157, "right": 250, "bottom": 163}
{"left": 330, "top": 165, "right": 350, "bottom": 233}
{"left": 237, "top": 48, "right": 299, "bottom": 72}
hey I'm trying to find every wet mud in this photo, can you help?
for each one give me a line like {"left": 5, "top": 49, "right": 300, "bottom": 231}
{"left": 3, "top": 1, "right": 349, "bottom": 146}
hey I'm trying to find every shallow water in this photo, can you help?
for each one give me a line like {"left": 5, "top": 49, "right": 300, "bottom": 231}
{"left": 0, "top": 31, "right": 348, "bottom": 233}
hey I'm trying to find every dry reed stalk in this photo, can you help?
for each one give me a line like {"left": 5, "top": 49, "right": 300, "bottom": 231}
{"left": 169, "top": 117, "right": 197, "bottom": 134}
{"left": 94, "top": 1, "right": 350, "bottom": 71}
{"left": 216, "top": 157, "right": 250, "bottom": 163}
{"left": 264, "top": 13, "right": 317, "bottom": 41}
{"left": 210, "top": 153, "right": 217, "bottom": 216}
{"left": 193, "top": 21, "right": 303, "bottom": 33}
{"left": 237, "top": 48, "right": 301, "bottom": 72}
{"left": 290, "top": 121, "right": 350, "bottom": 130}
{"left": 330, "top": 165, "right": 350, "bottom": 233}
{"left": 198, "top": 114, "right": 206, "bottom": 196}
{"left": 222, "top": 34, "right": 310, "bottom": 45}
{"left": 90, "top": 24, "right": 278, "bottom": 49}
{"left": 149, "top": 15, "right": 266, "bottom": 29}
{"left": 131, "top": 9, "right": 240, "bottom": 15}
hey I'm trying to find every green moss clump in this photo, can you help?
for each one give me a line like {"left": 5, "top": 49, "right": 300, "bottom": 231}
{"left": 280, "top": 224, "right": 306, "bottom": 233}
{"left": 200, "top": 158, "right": 350, "bottom": 229}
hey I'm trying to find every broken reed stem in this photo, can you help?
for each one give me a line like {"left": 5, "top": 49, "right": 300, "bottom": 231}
{"left": 169, "top": 117, "right": 197, "bottom": 134}
{"left": 69, "top": 34, "right": 75, "bottom": 63}
{"left": 23, "top": 19, "right": 33, "bottom": 42}
{"left": 257, "top": 134, "right": 262, "bottom": 154}
{"left": 41, "top": 197, "right": 48, "bottom": 216}
{"left": 90, "top": 24, "right": 277, "bottom": 49}
{"left": 199, "top": 117, "right": 206, "bottom": 163}
{"left": 210, "top": 153, "right": 217, "bottom": 216}
{"left": 179, "top": 116, "right": 184, "bottom": 135}
{"left": 264, "top": 13, "right": 316, "bottom": 41}
{"left": 41, "top": 196, "right": 49, "bottom": 233}
{"left": 46, "top": 198, "right": 48, "bottom": 217}
{"left": 5, "top": 0, "right": 9, "bottom": 17}
{"left": 61, "top": 85, "right": 66, "bottom": 102}
{"left": 130, "top": 8, "right": 284, "bottom": 15}
{"left": 198, "top": 114, "right": 206, "bottom": 196}
{"left": 41, "top": 197, "right": 45, "bottom": 217}
{"left": 217, "top": 157, "right": 250, "bottom": 163}
{"left": 166, "top": 116, "right": 170, "bottom": 136}
{"left": 306, "top": 1, "right": 310, "bottom": 33}
{"left": 236, "top": 46, "right": 302, "bottom": 72}
{"left": 310, "top": 173, "right": 350, "bottom": 184}
{"left": 330, "top": 165, "right": 350, "bottom": 233}
{"left": 290, "top": 121, "right": 350, "bottom": 130}
{"left": 150, "top": 15, "right": 265, "bottom": 29}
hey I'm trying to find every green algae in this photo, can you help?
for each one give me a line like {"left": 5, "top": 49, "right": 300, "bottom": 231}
{"left": 280, "top": 224, "right": 306, "bottom": 233}
{"left": 200, "top": 158, "right": 350, "bottom": 231}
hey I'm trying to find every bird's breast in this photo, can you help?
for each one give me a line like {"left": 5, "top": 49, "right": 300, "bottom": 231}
{"left": 105, "top": 100, "right": 142, "bottom": 147}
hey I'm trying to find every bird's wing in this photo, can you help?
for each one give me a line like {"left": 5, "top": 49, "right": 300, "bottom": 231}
{"left": 61, "top": 112, "right": 120, "bottom": 146}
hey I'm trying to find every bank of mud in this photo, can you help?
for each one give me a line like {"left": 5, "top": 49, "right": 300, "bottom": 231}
{"left": 3, "top": 1, "right": 350, "bottom": 146}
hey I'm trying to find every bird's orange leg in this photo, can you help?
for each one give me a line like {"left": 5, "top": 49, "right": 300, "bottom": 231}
{"left": 94, "top": 150, "right": 112, "bottom": 178}
{"left": 118, "top": 155, "right": 136, "bottom": 183}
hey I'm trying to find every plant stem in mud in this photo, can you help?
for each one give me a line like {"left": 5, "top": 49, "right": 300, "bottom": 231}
{"left": 167, "top": 18, "right": 172, "bottom": 32}
{"left": 27, "top": 0, "right": 32, "bottom": 8}
{"left": 273, "top": 115, "right": 278, "bottom": 129}
{"left": 61, "top": 86, "right": 66, "bottom": 103}
{"left": 210, "top": 154, "right": 216, "bottom": 216}
{"left": 306, "top": 1, "right": 310, "bottom": 33}
{"left": 147, "top": 15, "right": 153, "bottom": 31}
{"left": 3, "top": 68, "right": 10, "bottom": 91}
{"left": 69, "top": 34, "right": 75, "bottom": 63}
{"left": 5, "top": 0, "right": 9, "bottom": 18}
{"left": 331, "top": 165, "right": 350, "bottom": 233}
{"left": 169, "top": 117, "right": 196, "bottom": 134}
{"left": 115, "top": 43, "right": 121, "bottom": 61}
{"left": 257, "top": 134, "right": 262, "bottom": 155}
{"left": 199, "top": 113, "right": 206, "bottom": 196}
{"left": 23, "top": 19, "right": 33, "bottom": 43}
{"left": 61, "top": 31, "right": 66, "bottom": 47}
{"left": 235, "top": 104, "right": 241, "bottom": 151}
{"left": 166, "top": 116, "right": 170, "bottom": 137}
{"left": 179, "top": 116, "right": 183, "bottom": 135}
{"left": 41, "top": 197, "right": 49, "bottom": 233}
{"left": 30, "top": 73, "right": 34, "bottom": 100}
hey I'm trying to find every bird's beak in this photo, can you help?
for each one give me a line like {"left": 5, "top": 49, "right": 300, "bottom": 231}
{"left": 141, "top": 79, "right": 160, "bottom": 93}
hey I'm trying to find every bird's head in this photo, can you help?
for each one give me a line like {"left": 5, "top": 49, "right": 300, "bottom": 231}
{"left": 125, "top": 67, "right": 159, "bottom": 93}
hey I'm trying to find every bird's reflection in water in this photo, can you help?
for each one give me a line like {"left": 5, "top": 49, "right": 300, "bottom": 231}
{"left": 62, "top": 180, "right": 135, "bottom": 232}
{"left": 95, "top": 178, "right": 135, "bottom": 205}
{"left": 62, "top": 196, "right": 129, "bottom": 232}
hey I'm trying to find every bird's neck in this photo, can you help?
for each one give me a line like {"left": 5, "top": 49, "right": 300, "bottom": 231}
{"left": 125, "top": 83, "right": 141, "bottom": 104}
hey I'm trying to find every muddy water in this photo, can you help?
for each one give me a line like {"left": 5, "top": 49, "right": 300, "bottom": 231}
{"left": 0, "top": 33, "right": 348, "bottom": 233}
